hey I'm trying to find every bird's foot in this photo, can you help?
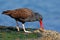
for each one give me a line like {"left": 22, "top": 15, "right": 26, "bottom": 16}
{"left": 24, "top": 31, "right": 32, "bottom": 33}
{"left": 16, "top": 26, "right": 20, "bottom": 32}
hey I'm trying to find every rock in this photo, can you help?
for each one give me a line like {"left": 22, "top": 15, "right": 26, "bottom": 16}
{"left": 33, "top": 29, "right": 60, "bottom": 40}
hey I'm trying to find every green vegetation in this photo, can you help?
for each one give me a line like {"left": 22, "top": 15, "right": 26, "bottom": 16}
{"left": 0, "top": 31, "right": 39, "bottom": 40}
{"left": 0, "top": 26, "right": 40, "bottom": 40}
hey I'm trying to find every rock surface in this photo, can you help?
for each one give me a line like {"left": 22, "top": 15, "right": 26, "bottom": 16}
{"left": 32, "top": 30, "right": 60, "bottom": 40}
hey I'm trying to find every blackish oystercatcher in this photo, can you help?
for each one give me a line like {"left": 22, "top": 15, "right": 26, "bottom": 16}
{"left": 2, "top": 8, "right": 44, "bottom": 33}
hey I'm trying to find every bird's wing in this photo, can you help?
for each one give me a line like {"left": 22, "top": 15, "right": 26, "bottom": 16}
{"left": 16, "top": 8, "right": 33, "bottom": 19}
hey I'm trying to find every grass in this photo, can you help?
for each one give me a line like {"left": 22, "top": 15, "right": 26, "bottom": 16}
{"left": 0, "top": 31, "right": 39, "bottom": 40}
{"left": 0, "top": 26, "right": 41, "bottom": 40}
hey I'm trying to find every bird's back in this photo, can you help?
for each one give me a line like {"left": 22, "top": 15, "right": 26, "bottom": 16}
{"left": 10, "top": 8, "right": 33, "bottom": 19}
{"left": 2, "top": 8, "right": 36, "bottom": 23}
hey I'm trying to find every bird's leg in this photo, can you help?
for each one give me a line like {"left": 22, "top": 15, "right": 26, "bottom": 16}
{"left": 22, "top": 24, "right": 32, "bottom": 33}
{"left": 16, "top": 21, "right": 20, "bottom": 32}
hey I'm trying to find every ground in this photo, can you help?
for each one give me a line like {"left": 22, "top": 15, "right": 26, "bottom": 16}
{"left": 0, "top": 26, "right": 60, "bottom": 40}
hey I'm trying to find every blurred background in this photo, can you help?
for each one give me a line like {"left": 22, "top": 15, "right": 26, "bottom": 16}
{"left": 0, "top": 0, "right": 60, "bottom": 32}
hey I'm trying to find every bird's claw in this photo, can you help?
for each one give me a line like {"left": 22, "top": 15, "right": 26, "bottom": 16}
{"left": 24, "top": 31, "right": 32, "bottom": 33}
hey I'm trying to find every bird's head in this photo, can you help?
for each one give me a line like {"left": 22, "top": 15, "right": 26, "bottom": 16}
{"left": 35, "top": 12, "right": 44, "bottom": 29}
{"left": 2, "top": 10, "right": 11, "bottom": 15}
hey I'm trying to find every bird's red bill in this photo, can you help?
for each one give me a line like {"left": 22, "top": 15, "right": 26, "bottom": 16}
{"left": 40, "top": 19, "right": 44, "bottom": 29}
